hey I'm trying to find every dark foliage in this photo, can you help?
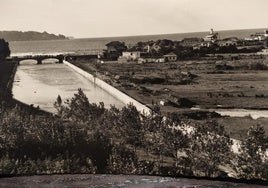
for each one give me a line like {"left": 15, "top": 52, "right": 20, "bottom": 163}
{"left": 0, "top": 87, "right": 267, "bottom": 180}
{"left": 0, "top": 38, "right": 10, "bottom": 63}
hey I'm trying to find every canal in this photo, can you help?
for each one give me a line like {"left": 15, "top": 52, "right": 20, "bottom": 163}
{"left": 12, "top": 61, "right": 268, "bottom": 118}
{"left": 12, "top": 62, "right": 125, "bottom": 113}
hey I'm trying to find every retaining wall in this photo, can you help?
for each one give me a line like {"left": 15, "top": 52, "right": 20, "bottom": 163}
{"left": 63, "top": 61, "right": 151, "bottom": 114}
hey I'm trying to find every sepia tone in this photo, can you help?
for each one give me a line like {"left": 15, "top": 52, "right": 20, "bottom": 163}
{"left": 0, "top": 0, "right": 267, "bottom": 187}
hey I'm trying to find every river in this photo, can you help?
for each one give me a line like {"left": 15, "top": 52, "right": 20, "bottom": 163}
{"left": 13, "top": 62, "right": 268, "bottom": 118}
{"left": 12, "top": 62, "right": 124, "bottom": 113}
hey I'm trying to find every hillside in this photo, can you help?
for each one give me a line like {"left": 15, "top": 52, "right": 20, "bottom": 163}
{"left": 0, "top": 31, "right": 68, "bottom": 41}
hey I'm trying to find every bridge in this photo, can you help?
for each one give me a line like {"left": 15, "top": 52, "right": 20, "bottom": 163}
{"left": 10, "top": 54, "right": 64, "bottom": 65}
{"left": 8, "top": 53, "right": 98, "bottom": 65}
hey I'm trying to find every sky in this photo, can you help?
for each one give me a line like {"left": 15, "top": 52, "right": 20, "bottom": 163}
{"left": 1, "top": 0, "right": 268, "bottom": 38}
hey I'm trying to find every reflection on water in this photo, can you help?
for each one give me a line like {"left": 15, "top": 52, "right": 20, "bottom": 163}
{"left": 12, "top": 63, "right": 125, "bottom": 113}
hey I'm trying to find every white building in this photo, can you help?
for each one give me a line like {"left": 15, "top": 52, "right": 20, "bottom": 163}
{"left": 121, "top": 51, "right": 141, "bottom": 61}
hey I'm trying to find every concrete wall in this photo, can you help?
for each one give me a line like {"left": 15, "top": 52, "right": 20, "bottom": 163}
{"left": 63, "top": 61, "right": 151, "bottom": 114}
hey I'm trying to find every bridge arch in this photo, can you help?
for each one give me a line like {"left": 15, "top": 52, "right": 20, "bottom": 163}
{"left": 19, "top": 59, "right": 38, "bottom": 65}
{"left": 41, "top": 58, "right": 60, "bottom": 64}
{"left": 15, "top": 54, "right": 64, "bottom": 65}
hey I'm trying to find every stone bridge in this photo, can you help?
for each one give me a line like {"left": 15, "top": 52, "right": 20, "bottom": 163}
{"left": 12, "top": 54, "right": 64, "bottom": 64}
{"left": 9, "top": 54, "right": 98, "bottom": 65}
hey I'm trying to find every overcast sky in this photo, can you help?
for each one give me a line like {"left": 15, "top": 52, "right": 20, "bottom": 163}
{"left": 1, "top": 0, "right": 268, "bottom": 38}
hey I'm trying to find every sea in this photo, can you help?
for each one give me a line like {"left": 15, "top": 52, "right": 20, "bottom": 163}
{"left": 8, "top": 28, "right": 267, "bottom": 55}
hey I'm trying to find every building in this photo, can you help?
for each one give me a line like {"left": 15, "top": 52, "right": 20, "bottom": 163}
{"left": 163, "top": 52, "right": 177, "bottom": 62}
{"left": 117, "top": 51, "right": 164, "bottom": 63}
{"left": 105, "top": 41, "right": 127, "bottom": 60}
{"left": 180, "top": 38, "right": 204, "bottom": 47}
{"left": 137, "top": 52, "right": 165, "bottom": 64}
{"left": 138, "top": 57, "right": 165, "bottom": 64}
{"left": 218, "top": 37, "right": 240, "bottom": 46}
{"left": 203, "top": 29, "right": 218, "bottom": 43}
{"left": 121, "top": 51, "right": 141, "bottom": 61}
{"left": 245, "top": 30, "right": 268, "bottom": 41}
{"left": 118, "top": 51, "right": 143, "bottom": 63}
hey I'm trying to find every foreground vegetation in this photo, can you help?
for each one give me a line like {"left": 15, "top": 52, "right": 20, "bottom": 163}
{"left": 0, "top": 88, "right": 267, "bottom": 181}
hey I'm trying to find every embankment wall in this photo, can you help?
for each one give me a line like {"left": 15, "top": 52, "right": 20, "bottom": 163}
{"left": 63, "top": 61, "right": 151, "bottom": 114}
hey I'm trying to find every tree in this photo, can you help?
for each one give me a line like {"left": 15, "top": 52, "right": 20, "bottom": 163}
{"left": 0, "top": 39, "right": 10, "bottom": 63}
{"left": 235, "top": 125, "right": 268, "bottom": 179}
{"left": 54, "top": 95, "right": 64, "bottom": 117}
{"left": 119, "top": 104, "right": 142, "bottom": 147}
{"left": 58, "top": 88, "right": 105, "bottom": 123}
{"left": 186, "top": 121, "right": 232, "bottom": 177}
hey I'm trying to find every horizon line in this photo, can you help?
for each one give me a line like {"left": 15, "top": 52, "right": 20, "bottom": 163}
{"left": 2, "top": 26, "right": 268, "bottom": 40}
{"left": 73, "top": 27, "right": 268, "bottom": 40}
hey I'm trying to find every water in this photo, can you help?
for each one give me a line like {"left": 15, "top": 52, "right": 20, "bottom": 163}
{"left": 214, "top": 109, "right": 268, "bottom": 119}
{"left": 12, "top": 63, "right": 124, "bottom": 113}
{"left": 9, "top": 28, "right": 267, "bottom": 55}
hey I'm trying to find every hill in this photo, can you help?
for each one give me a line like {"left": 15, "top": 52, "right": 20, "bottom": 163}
{"left": 0, "top": 31, "right": 68, "bottom": 41}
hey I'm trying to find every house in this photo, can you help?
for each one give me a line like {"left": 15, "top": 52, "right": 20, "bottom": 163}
{"left": 151, "top": 43, "right": 161, "bottom": 52}
{"left": 203, "top": 29, "right": 218, "bottom": 43}
{"left": 118, "top": 51, "right": 163, "bottom": 63}
{"left": 163, "top": 52, "right": 177, "bottom": 62}
{"left": 138, "top": 57, "right": 154, "bottom": 64}
{"left": 155, "top": 58, "right": 165, "bottom": 63}
{"left": 139, "top": 52, "right": 165, "bottom": 64}
{"left": 180, "top": 38, "right": 204, "bottom": 47}
{"left": 137, "top": 56, "right": 165, "bottom": 64}
{"left": 218, "top": 37, "right": 240, "bottom": 46}
{"left": 105, "top": 41, "right": 127, "bottom": 60}
{"left": 121, "top": 51, "right": 141, "bottom": 61}
{"left": 118, "top": 51, "right": 142, "bottom": 63}
{"left": 245, "top": 30, "right": 268, "bottom": 41}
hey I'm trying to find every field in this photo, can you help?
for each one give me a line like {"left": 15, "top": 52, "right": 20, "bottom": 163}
{"left": 71, "top": 58, "right": 268, "bottom": 139}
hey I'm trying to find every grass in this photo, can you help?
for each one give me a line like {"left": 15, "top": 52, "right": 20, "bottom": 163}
{"left": 70, "top": 59, "right": 268, "bottom": 139}
{"left": 215, "top": 116, "right": 268, "bottom": 139}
